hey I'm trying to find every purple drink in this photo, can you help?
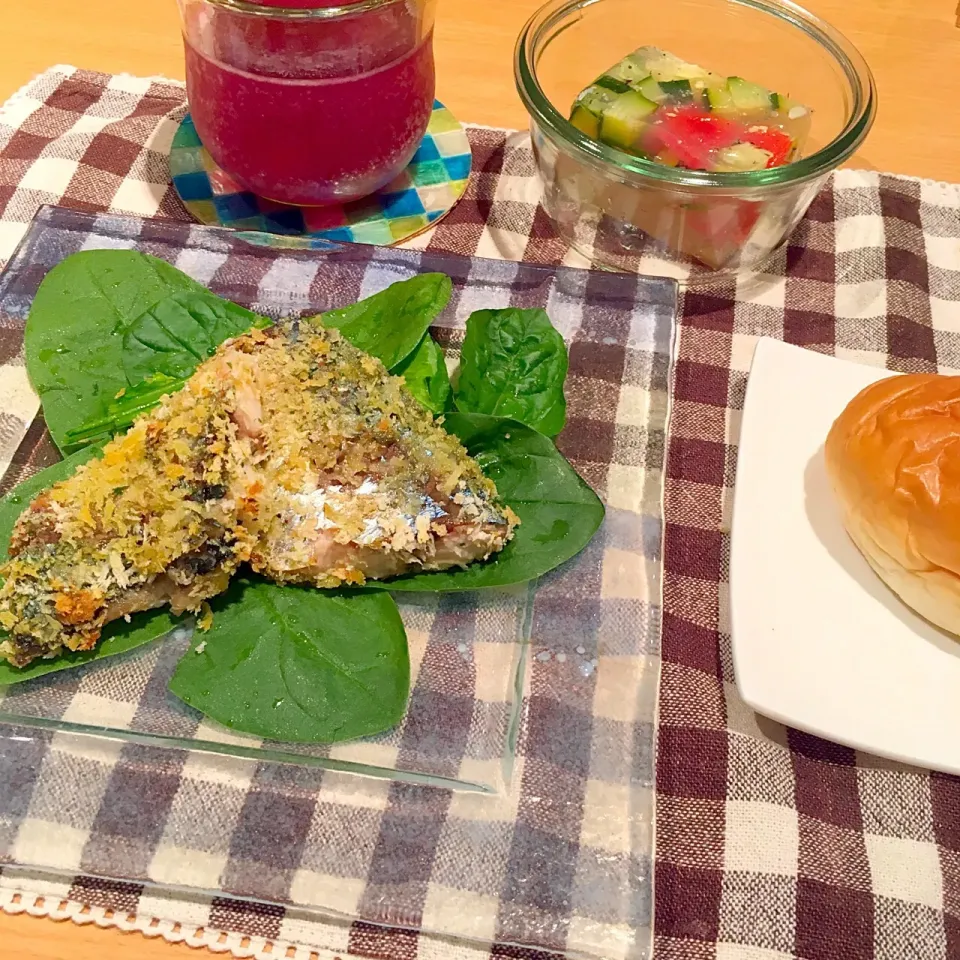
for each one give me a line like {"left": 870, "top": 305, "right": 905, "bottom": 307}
{"left": 180, "top": 0, "right": 436, "bottom": 206}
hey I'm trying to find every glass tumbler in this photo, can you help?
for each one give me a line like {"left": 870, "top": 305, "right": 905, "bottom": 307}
{"left": 178, "top": 0, "right": 437, "bottom": 207}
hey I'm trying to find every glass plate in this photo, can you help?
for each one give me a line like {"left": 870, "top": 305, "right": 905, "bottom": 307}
{"left": 0, "top": 205, "right": 676, "bottom": 960}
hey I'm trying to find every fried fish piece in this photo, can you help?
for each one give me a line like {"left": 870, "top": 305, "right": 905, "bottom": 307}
{"left": 0, "top": 323, "right": 519, "bottom": 667}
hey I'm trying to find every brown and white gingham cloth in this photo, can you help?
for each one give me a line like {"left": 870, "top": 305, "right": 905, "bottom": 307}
{"left": 658, "top": 178, "right": 960, "bottom": 960}
{"left": 0, "top": 200, "right": 670, "bottom": 960}
{"left": 0, "top": 66, "right": 669, "bottom": 960}
{"left": 2, "top": 64, "right": 960, "bottom": 960}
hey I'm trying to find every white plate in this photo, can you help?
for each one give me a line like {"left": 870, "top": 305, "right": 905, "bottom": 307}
{"left": 731, "top": 337, "right": 960, "bottom": 773}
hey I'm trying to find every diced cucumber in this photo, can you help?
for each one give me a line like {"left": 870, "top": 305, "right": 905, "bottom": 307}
{"left": 728, "top": 76, "right": 772, "bottom": 113}
{"left": 689, "top": 81, "right": 711, "bottom": 110}
{"left": 595, "top": 74, "right": 632, "bottom": 94}
{"left": 770, "top": 92, "right": 809, "bottom": 119}
{"left": 569, "top": 45, "right": 813, "bottom": 167}
{"left": 605, "top": 54, "right": 651, "bottom": 83}
{"left": 698, "top": 73, "right": 728, "bottom": 91}
{"left": 636, "top": 76, "right": 666, "bottom": 102}
{"left": 770, "top": 92, "right": 789, "bottom": 111}
{"left": 598, "top": 90, "right": 658, "bottom": 151}
{"left": 659, "top": 79, "right": 693, "bottom": 103}
{"left": 569, "top": 105, "right": 600, "bottom": 139}
{"left": 632, "top": 46, "right": 711, "bottom": 82}
{"left": 706, "top": 83, "right": 736, "bottom": 115}
{"left": 577, "top": 84, "right": 621, "bottom": 116}
{"left": 713, "top": 142, "right": 772, "bottom": 172}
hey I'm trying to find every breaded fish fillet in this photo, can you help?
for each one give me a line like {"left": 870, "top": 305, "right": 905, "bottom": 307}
{"left": 0, "top": 322, "right": 518, "bottom": 667}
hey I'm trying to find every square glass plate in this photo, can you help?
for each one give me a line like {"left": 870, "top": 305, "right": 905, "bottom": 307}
{"left": 732, "top": 337, "right": 960, "bottom": 774}
{"left": 0, "top": 205, "right": 676, "bottom": 960}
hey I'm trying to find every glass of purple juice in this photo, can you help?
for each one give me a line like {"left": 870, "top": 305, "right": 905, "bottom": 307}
{"left": 177, "top": 0, "right": 437, "bottom": 206}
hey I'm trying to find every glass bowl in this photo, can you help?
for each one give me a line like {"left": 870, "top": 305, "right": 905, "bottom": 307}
{"left": 514, "top": 0, "right": 877, "bottom": 282}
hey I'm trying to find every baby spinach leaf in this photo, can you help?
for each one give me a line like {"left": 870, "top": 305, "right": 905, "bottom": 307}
{"left": 168, "top": 577, "right": 410, "bottom": 743}
{"left": 382, "top": 414, "right": 604, "bottom": 592}
{"left": 320, "top": 273, "right": 452, "bottom": 370}
{"left": 394, "top": 334, "right": 452, "bottom": 413}
{"left": 123, "top": 291, "right": 268, "bottom": 384}
{"left": 0, "top": 447, "right": 180, "bottom": 685}
{"left": 63, "top": 372, "right": 187, "bottom": 452}
{"left": 25, "top": 250, "right": 205, "bottom": 453}
{"left": 455, "top": 308, "right": 568, "bottom": 437}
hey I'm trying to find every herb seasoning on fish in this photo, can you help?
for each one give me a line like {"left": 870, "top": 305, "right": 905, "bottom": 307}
{"left": 0, "top": 322, "right": 519, "bottom": 667}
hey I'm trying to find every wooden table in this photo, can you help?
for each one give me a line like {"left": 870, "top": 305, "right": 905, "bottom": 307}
{"left": 0, "top": 1, "right": 958, "bottom": 957}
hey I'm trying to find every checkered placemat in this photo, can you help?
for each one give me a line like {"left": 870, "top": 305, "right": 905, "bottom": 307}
{"left": 0, "top": 200, "right": 673, "bottom": 960}
{"left": 657, "top": 181, "right": 960, "bottom": 960}
{"left": 0, "top": 67, "right": 667, "bottom": 960}
{"left": 2, "top": 64, "right": 960, "bottom": 960}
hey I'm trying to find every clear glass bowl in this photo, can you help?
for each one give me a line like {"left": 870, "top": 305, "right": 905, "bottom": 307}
{"left": 515, "top": 0, "right": 877, "bottom": 282}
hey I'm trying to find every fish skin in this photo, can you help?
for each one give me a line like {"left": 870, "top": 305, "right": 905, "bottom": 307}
{"left": 0, "top": 322, "right": 519, "bottom": 668}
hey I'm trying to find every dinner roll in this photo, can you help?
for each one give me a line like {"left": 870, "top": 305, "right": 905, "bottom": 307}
{"left": 824, "top": 372, "right": 960, "bottom": 636}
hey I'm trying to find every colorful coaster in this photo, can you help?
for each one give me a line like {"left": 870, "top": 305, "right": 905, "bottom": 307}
{"left": 169, "top": 100, "right": 472, "bottom": 247}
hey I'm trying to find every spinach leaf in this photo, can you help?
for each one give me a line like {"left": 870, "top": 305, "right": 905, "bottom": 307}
{"left": 0, "top": 447, "right": 180, "bottom": 685}
{"left": 382, "top": 414, "right": 604, "bottom": 591}
{"left": 168, "top": 577, "right": 410, "bottom": 743}
{"left": 25, "top": 251, "right": 205, "bottom": 453}
{"left": 63, "top": 373, "right": 186, "bottom": 452}
{"left": 320, "top": 273, "right": 452, "bottom": 370}
{"left": 455, "top": 308, "right": 568, "bottom": 437}
{"left": 123, "top": 291, "right": 268, "bottom": 384}
{"left": 393, "top": 334, "right": 452, "bottom": 413}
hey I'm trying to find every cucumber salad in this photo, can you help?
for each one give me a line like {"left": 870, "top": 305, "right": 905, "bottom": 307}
{"left": 569, "top": 47, "right": 811, "bottom": 173}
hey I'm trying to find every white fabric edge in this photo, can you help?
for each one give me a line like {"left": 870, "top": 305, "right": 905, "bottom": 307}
{"left": 0, "top": 886, "right": 340, "bottom": 960}
{"left": 0, "top": 65, "right": 76, "bottom": 125}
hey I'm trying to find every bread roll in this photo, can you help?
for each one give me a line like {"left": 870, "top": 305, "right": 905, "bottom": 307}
{"left": 825, "top": 372, "right": 960, "bottom": 636}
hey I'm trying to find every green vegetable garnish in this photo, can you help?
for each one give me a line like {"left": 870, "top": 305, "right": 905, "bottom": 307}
{"left": 6, "top": 251, "right": 605, "bottom": 745}
{"left": 392, "top": 333, "right": 452, "bottom": 414}
{"left": 63, "top": 373, "right": 186, "bottom": 451}
{"left": 122, "top": 290, "right": 269, "bottom": 384}
{"left": 25, "top": 251, "right": 205, "bottom": 453}
{"left": 169, "top": 579, "right": 409, "bottom": 743}
{"left": 319, "top": 272, "right": 452, "bottom": 370}
{"left": 455, "top": 308, "right": 568, "bottom": 437}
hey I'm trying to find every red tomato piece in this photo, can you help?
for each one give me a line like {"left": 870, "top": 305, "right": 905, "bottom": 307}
{"left": 646, "top": 106, "right": 742, "bottom": 170}
{"left": 682, "top": 197, "right": 762, "bottom": 268}
{"left": 740, "top": 126, "right": 794, "bottom": 167}
{"left": 685, "top": 198, "right": 760, "bottom": 245}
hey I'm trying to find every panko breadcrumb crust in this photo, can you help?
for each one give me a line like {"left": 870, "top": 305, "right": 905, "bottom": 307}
{"left": 0, "top": 322, "right": 518, "bottom": 667}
